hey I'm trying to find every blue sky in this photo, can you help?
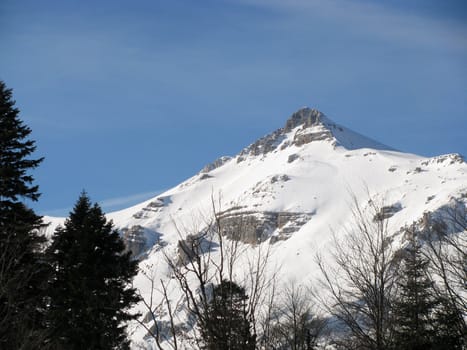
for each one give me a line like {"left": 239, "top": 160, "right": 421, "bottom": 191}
{"left": 1, "top": 0, "right": 466, "bottom": 216}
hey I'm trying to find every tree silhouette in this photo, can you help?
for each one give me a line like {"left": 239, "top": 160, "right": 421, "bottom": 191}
{"left": 0, "top": 80, "right": 46, "bottom": 348}
{"left": 200, "top": 279, "right": 255, "bottom": 350}
{"left": 46, "top": 193, "right": 140, "bottom": 349}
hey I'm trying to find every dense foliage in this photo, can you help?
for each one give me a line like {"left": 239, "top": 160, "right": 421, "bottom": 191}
{"left": 200, "top": 280, "right": 255, "bottom": 350}
{"left": 392, "top": 231, "right": 442, "bottom": 349}
{"left": 0, "top": 80, "right": 46, "bottom": 349}
{"left": 45, "top": 193, "right": 140, "bottom": 349}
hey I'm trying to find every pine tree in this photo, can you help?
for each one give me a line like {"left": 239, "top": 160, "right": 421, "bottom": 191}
{"left": 392, "top": 229, "right": 438, "bottom": 350}
{"left": 200, "top": 280, "right": 255, "bottom": 350}
{"left": 390, "top": 226, "right": 467, "bottom": 350}
{"left": 45, "top": 193, "right": 140, "bottom": 350}
{"left": 432, "top": 296, "right": 465, "bottom": 350}
{"left": 0, "top": 80, "right": 46, "bottom": 348}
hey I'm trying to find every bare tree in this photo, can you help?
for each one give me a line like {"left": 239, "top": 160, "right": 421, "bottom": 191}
{"left": 314, "top": 196, "right": 398, "bottom": 350}
{"left": 242, "top": 242, "right": 275, "bottom": 343}
{"left": 263, "top": 282, "right": 326, "bottom": 350}
{"left": 423, "top": 199, "right": 467, "bottom": 342}
{"left": 138, "top": 195, "right": 276, "bottom": 349}
{"left": 257, "top": 274, "right": 278, "bottom": 349}
{"left": 135, "top": 262, "right": 181, "bottom": 350}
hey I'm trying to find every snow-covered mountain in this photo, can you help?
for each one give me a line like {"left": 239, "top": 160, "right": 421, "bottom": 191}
{"left": 43, "top": 107, "right": 467, "bottom": 348}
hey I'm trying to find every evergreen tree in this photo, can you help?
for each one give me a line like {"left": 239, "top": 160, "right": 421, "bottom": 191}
{"left": 0, "top": 80, "right": 46, "bottom": 348}
{"left": 392, "top": 229, "right": 438, "bottom": 350}
{"left": 45, "top": 193, "right": 140, "bottom": 350}
{"left": 432, "top": 296, "right": 465, "bottom": 350}
{"left": 200, "top": 279, "right": 255, "bottom": 350}
{"left": 392, "top": 227, "right": 463, "bottom": 350}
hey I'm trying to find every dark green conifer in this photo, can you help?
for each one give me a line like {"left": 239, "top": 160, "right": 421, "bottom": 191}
{"left": 200, "top": 279, "right": 255, "bottom": 350}
{"left": 392, "top": 230, "right": 437, "bottom": 350}
{"left": 46, "top": 193, "right": 140, "bottom": 350}
{"left": 392, "top": 227, "right": 464, "bottom": 350}
{"left": 432, "top": 296, "right": 465, "bottom": 350}
{"left": 0, "top": 80, "right": 46, "bottom": 348}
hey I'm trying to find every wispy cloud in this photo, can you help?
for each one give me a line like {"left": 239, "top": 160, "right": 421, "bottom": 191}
{"left": 99, "top": 190, "right": 164, "bottom": 210}
{"left": 42, "top": 189, "right": 165, "bottom": 217}
{"left": 234, "top": 0, "right": 467, "bottom": 52}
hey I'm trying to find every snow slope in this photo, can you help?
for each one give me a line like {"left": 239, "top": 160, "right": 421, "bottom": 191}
{"left": 42, "top": 107, "right": 467, "bottom": 348}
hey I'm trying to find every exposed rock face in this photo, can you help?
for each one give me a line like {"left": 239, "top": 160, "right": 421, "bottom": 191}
{"left": 419, "top": 197, "right": 466, "bottom": 235}
{"left": 238, "top": 129, "right": 286, "bottom": 160}
{"left": 421, "top": 153, "right": 465, "bottom": 166}
{"left": 121, "top": 225, "right": 147, "bottom": 257}
{"left": 292, "top": 127, "right": 333, "bottom": 147}
{"left": 237, "top": 108, "right": 336, "bottom": 162}
{"left": 270, "top": 174, "right": 290, "bottom": 183}
{"left": 201, "top": 156, "right": 232, "bottom": 173}
{"left": 177, "top": 233, "right": 212, "bottom": 265}
{"left": 199, "top": 173, "right": 213, "bottom": 180}
{"left": 284, "top": 108, "right": 324, "bottom": 131}
{"left": 174, "top": 207, "right": 312, "bottom": 249}
{"left": 121, "top": 225, "right": 162, "bottom": 258}
{"left": 271, "top": 211, "right": 313, "bottom": 243}
{"left": 390, "top": 197, "right": 467, "bottom": 245}
{"left": 133, "top": 196, "right": 172, "bottom": 219}
{"left": 289, "top": 108, "right": 334, "bottom": 146}
{"left": 177, "top": 235, "right": 199, "bottom": 265}
{"left": 219, "top": 211, "right": 275, "bottom": 244}
{"left": 288, "top": 154, "right": 299, "bottom": 163}
{"left": 217, "top": 209, "right": 313, "bottom": 244}
{"left": 374, "top": 203, "right": 403, "bottom": 221}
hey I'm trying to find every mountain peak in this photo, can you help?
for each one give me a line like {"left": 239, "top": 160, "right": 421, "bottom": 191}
{"left": 284, "top": 107, "right": 325, "bottom": 132}
{"left": 236, "top": 107, "right": 333, "bottom": 160}
{"left": 200, "top": 107, "right": 392, "bottom": 170}
{"left": 238, "top": 107, "right": 387, "bottom": 161}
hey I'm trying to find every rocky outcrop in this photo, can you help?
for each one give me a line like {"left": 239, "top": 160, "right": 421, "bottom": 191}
{"left": 418, "top": 197, "right": 466, "bottom": 237}
{"left": 237, "top": 129, "right": 286, "bottom": 161}
{"left": 390, "top": 197, "right": 466, "bottom": 245}
{"left": 284, "top": 108, "right": 324, "bottom": 131}
{"left": 217, "top": 209, "right": 313, "bottom": 244}
{"left": 121, "top": 225, "right": 147, "bottom": 257}
{"left": 121, "top": 225, "right": 162, "bottom": 258}
{"left": 133, "top": 196, "right": 172, "bottom": 219}
{"left": 199, "top": 173, "right": 213, "bottom": 180}
{"left": 289, "top": 108, "right": 334, "bottom": 146}
{"left": 200, "top": 156, "right": 232, "bottom": 173}
{"left": 421, "top": 153, "right": 465, "bottom": 166}
{"left": 270, "top": 211, "right": 313, "bottom": 243}
{"left": 237, "top": 107, "right": 336, "bottom": 161}
{"left": 288, "top": 154, "right": 299, "bottom": 163}
{"left": 177, "top": 234, "right": 199, "bottom": 265}
{"left": 292, "top": 127, "right": 334, "bottom": 147}
{"left": 177, "top": 232, "right": 213, "bottom": 265}
{"left": 219, "top": 211, "right": 275, "bottom": 244}
{"left": 374, "top": 203, "right": 403, "bottom": 221}
{"left": 270, "top": 174, "right": 290, "bottom": 183}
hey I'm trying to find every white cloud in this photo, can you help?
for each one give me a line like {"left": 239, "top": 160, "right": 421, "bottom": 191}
{"left": 99, "top": 190, "right": 163, "bottom": 209}
{"left": 42, "top": 189, "right": 165, "bottom": 217}
{"left": 234, "top": 0, "right": 467, "bottom": 52}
